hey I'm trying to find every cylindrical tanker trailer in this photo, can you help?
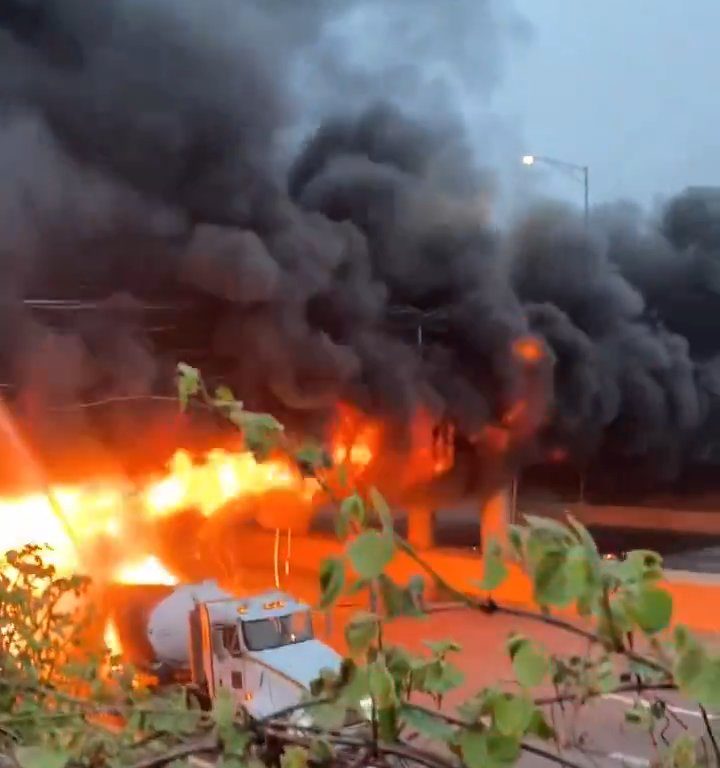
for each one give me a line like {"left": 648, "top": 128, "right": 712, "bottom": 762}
{"left": 107, "top": 580, "right": 233, "bottom": 682}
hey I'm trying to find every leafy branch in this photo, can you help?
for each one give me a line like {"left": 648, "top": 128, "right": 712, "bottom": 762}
{"left": 177, "top": 363, "right": 719, "bottom": 768}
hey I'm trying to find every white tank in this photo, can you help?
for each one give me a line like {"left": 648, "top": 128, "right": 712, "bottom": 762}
{"left": 146, "top": 580, "right": 232, "bottom": 666}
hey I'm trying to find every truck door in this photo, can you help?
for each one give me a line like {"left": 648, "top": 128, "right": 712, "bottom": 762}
{"left": 210, "top": 625, "right": 236, "bottom": 692}
{"left": 241, "top": 658, "right": 274, "bottom": 719}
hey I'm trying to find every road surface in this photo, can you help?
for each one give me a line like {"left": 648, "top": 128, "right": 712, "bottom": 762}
{"left": 316, "top": 605, "right": 719, "bottom": 768}
{"left": 228, "top": 560, "right": 720, "bottom": 768}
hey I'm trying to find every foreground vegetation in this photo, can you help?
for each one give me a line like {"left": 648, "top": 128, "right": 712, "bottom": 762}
{"left": 0, "top": 365, "right": 718, "bottom": 767}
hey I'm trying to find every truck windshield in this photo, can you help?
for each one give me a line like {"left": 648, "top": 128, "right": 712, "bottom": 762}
{"left": 242, "top": 611, "right": 314, "bottom": 651}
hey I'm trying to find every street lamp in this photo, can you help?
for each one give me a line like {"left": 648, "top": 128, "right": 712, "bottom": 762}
{"left": 521, "top": 154, "right": 590, "bottom": 227}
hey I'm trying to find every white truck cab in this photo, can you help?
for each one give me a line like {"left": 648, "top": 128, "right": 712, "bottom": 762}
{"left": 188, "top": 590, "right": 343, "bottom": 720}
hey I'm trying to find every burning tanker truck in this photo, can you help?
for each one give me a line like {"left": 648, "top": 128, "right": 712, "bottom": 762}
{"left": 108, "top": 581, "right": 371, "bottom": 726}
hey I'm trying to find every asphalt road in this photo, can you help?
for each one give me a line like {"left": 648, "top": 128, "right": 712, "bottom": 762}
{"left": 319, "top": 606, "right": 720, "bottom": 768}
{"left": 238, "top": 557, "right": 719, "bottom": 768}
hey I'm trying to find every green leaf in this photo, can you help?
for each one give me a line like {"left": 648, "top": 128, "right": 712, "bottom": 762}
{"left": 526, "top": 709, "right": 555, "bottom": 741}
{"left": 377, "top": 705, "right": 399, "bottom": 742}
{"left": 508, "top": 526, "right": 524, "bottom": 559}
{"left": 631, "top": 586, "right": 673, "bottom": 634}
{"left": 177, "top": 362, "right": 201, "bottom": 410}
{"left": 624, "top": 705, "right": 652, "bottom": 729}
{"left": 215, "top": 385, "right": 236, "bottom": 403}
{"left": 459, "top": 730, "right": 520, "bottom": 768}
{"left": 511, "top": 641, "right": 548, "bottom": 687}
{"left": 567, "top": 515, "right": 599, "bottom": 555}
{"left": 223, "top": 728, "right": 251, "bottom": 756}
{"left": 296, "top": 443, "right": 331, "bottom": 477}
{"left": 690, "top": 659, "right": 720, "bottom": 710}
{"left": 493, "top": 694, "right": 534, "bottom": 737}
{"left": 594, "top": 656, "right": 621, "bottom": 693}
{"left": 369, "top": 487, "right": 394, "bottom": 532}
{"left": 419, "top": 659, "right": 465, "bottom": 694}
{"left": 229, "top": 410, "right": 284, "bottom": 458}
{"left": 346, "top": 577, "right": 370, "bottom": 597}
{"left": 309, "top": 739, "right": 333, "bottom": 764}
{"left": 667, "top": 735, "right": 698, "bottom": 768}
{"left": 318, "top": 557, "right": 345, "bottom": 609}
{"left": 378, "top": 574, "right": 424, "bottom": 618}
{"left": 459, "top": 729, "right": 487, "bottom": 768}
{"left": 476, "top": 538, "right": 508, "bottom": 591}
{"left": 345, "top": 611, "right": 379, "bottom": 654}
{"left": 311, "top": 703, "right": 348, "bottom": 731}
{"left": 400, "top": 705, "right": 455, "bottom": 740}
{"left": 674, "top": 643, "right": 707, "bottom": 693}
{"left": 486, "top": 733, "right": 522, "bottom": 766}
{"left": 424, "top": 639, "right": 462, "bottom": 657}
{"left": 564, "top": 545, "right": 594, "bottom": 598}
{"left": 617, "top": 550, "right": 664, "bottom": 585}
{"left": 281, "top": 746, "right": 308, "bottom": 768}
{"left": 534, "top": 551, "right": 573, "bottom": 607}
{"left": 213, "top": 688, "right": 236, "bottom": 731}
{"left": 368, "top": 661, "right": 396, "bottom": 707}
{"left": 347, "top": 531, "right": 394, "bottom": 579}
{"left": 523, "top": 515, "right": 573, "bottom": 540}
{"left": 337, "top": 494, "right": 366, "bottom": 539}
{"left": 15, "top": 747, "right": 69, "bottom": 768}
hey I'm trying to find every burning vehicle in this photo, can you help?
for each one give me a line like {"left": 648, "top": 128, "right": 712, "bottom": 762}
{"left": 107, "top": 580, "right": 368, "bottom": 726}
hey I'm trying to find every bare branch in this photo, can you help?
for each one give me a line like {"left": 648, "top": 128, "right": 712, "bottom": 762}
{"left": 699, "top": 705, "right": 720, "bottom": 766}
{"left": 130, "top": 733, "right": 218, "bottom": 768}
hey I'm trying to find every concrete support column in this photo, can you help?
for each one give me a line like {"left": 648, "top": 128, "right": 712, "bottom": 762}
{"left": 408, "top": 507, "right": 435, "bottom": 551}
{"left": 481, "top": 487, "right": 510, "bottom": 553}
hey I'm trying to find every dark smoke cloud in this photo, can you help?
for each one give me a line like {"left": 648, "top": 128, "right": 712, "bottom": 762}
{"left": 1, "top": 0, "right": 720, "bottom": 497}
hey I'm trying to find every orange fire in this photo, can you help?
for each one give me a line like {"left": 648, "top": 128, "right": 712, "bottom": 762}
{"left": 115, "top": 556, "right": 178, "bottom": 586}
{"left": 512, "top": 336, "right": 544, "bottom": 365}
{"left": 0, "top": 404, "right": 386, "bottom": 584}
{"left": 104, "top": 619, "right": 122, "bottom": 658}
{"left": 0, "top": 445, "right": 317, "bottom": 582}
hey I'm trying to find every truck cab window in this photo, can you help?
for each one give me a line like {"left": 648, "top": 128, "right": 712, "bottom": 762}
{"left": 241, "top": 611, "right": 314, "bottom": 651}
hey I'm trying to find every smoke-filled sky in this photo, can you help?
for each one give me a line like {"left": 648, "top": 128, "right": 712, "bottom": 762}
{"left": 1, "top": 0, "right": 720, "bottom": 497}
{"left": 496, "top": 0, "right": 720, "bottom": 211}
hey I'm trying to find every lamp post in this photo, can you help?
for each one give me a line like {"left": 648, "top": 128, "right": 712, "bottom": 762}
{"left": 522, "top": 154, "right": 590, "bottom": 227}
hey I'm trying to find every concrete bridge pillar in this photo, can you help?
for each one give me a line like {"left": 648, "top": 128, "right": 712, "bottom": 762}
{"left": 481, "top": 487, "right": 510, "bottom": 553}
{"left": 408, "top": 506, "right": 435, "bottom": 551}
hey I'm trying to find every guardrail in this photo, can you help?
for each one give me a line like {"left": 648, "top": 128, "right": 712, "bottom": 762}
{"left": 526, "top": 502, "right": 720, "bottom": 536}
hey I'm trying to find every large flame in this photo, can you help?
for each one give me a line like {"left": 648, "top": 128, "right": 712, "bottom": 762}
{"left": 0, "top": 398, "right": 452, "bottom": 595}
{"left": 0, "top": 445, "right": 315, "bottom": 581}
{"left": 0, "top": 403, "right": 390, "bottom": 585}
{"left": 115, "top": 556, "right": 178, "bottom": 586}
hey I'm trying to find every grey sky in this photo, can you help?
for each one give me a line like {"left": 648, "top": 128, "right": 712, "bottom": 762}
{"left": 494, "top": 0, "right": 720, "bottom": 211}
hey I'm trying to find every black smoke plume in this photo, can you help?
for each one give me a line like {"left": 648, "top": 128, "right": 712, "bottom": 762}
{"left": 1, "top": 0, "right": 720, "bottom": 499}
